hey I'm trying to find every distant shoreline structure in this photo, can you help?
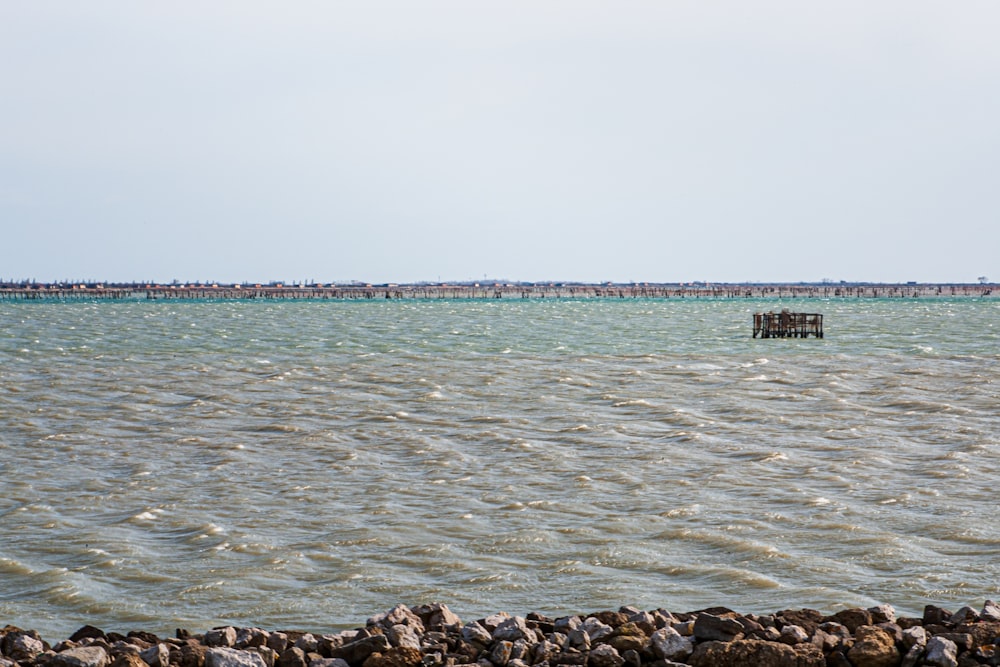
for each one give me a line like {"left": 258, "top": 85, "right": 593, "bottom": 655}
{"left": 0, "top": 280, "right": 995, "bottom": 300}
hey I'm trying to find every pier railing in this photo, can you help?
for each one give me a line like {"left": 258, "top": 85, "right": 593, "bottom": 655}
{"left": 753, "top": 311, "right": 823, "bottom": 338}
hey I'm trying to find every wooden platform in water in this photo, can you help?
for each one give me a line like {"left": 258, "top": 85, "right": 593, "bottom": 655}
{"left": 753, "top": 310, "right": 823, "bottom": 338}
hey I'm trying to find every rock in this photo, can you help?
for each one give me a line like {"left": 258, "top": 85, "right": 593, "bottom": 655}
{"left": 829, "top": 609, "right": 872, "bottom": 633}
{"left": 689, "top": 639, "right": 825, "bottom": 667}
{"left": 368, "top": 607, "right": 425, "bottom": 635}
{"left": 591, "top": 613, "right": 628, "bottom": 630}
{"left": 489, "top": 641, "right": 512, "bottom": 667}
{"left": 956, "top": 620, "right": 1000, "bottom": 650}
{"left": 587, "top": 645, "right": 623, "bottom": 667}
{"left": 493, "top": 618, "right": 531, "bottom": 643}
{"left": 692, "top": 613, "right": 744, "bottom": 642}
{"left": 566, "top": 629, "right": 589, "bottom": 651}
{"left": 278, "top": 647, "right": 307, "bottom": 667}
{"left": 553, "top": 617, "right": 582, "bottom": 635}
{"left": 649, "top": 627, "right": 693, "bottom": 662}
{"left": 109, "top": 655, "right": 147, "bottom": 667}
{"left": 924, "top": 605, "right": 953, "bottom": 626}
{"left": 361, "top": 647, "right": 422, "bottom": 667}
{"left": 845, "top": 626, "right": 899, "bottom": 667}
{"left": 267, "top": 634, "right": 289, "bottom": 655}
{"left": 50, "top": 646, "right": 111, "bottom": 667}
{"left": 205, "top": 648, "right": 269, "bottom": 667}
{"left": 5, "top": 633, "right": 46, "bottom": 661}
{"left": 205, "top": 630, "right": 238, "bottom": 649}
{"left": 950, "top": 606, "right": 979, "bottom": 625}
{"left": 901, "top": 626, "right": 927, "bottom": 650}
{"left": 532, "top": 640, "right": 562, "bottom": 664}
{"left": 236, "top": 630, "right": 270, "bottom": 650}
{"left": 172, "top": 642, "right": 209, "bottom": 667}
{"left": 411, "top": 605, "right": 463, "bottom": 632}
{"left": 293, "top": 636, "right": 318, "bottom": 655}
{"left": 460, "top": 623, "right": 492, "bottom": 647}
{"left": 982, "top": 600, "right": 1000, "bottom": 622}
{"left": 384, "top": 627, "right": 419, "bottom": 651}
{"left": 868, "top": 605, "right": 896, "bottom": 625}
{"left": 779, "top": 625, "right": 809, "bottom": 645}
{"left": 328, "top": 635, "right": 390, "bottom": 667}
{"left": 70, "top": 628, "right": 107, "bottom": 644}
{"left": 580, "top": 618, "right": 613, "bottom": 643}
{"left": 776, "top": 610, "right": 823, "bottom": 636}
{"left": 139, "top": 644, "right": 170, "bottom": 667}
{"left": 308, "top": 660, "right": 349, "bottom": 667}
{"left": 924, "top": 636, "right": 959, "bottom": 667}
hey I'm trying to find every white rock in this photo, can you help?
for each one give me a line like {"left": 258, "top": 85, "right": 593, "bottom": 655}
{"left": 924, "top": 636, "right": 958, "bottom": 667}
{"left": 205, "top": 647, "right": 269, "bottom": 667}
{"left": 650, "top": 627, "right": 693, "bottom": 662}
{"left": 140, "top": 643, "right": 171, "bottom": 667}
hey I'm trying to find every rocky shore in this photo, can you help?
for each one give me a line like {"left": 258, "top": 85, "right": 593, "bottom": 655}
{"left": 4, "top": 602, "right": 1000, "bottom": 667}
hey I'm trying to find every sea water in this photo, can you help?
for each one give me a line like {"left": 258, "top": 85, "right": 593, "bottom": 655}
{"left": 0, "top": 297, "right": 997, "bottom": 639}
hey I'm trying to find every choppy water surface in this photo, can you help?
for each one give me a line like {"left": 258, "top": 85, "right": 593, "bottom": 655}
{"left": 1, "top": 297, "right": 998, "bottom": 638}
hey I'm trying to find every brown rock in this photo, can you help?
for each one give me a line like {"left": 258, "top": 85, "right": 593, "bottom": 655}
{"left": 361, "top": 647, "right": 422, "bottom": 667}
{"left": 692, "top": 614, "right": 744, "bottom": 642}
{"left": 172, "top": 643, "right": 209, "bottom": 667}
{"left": 955, "top": 621, "right": 1000, "bottom": 649}
{"left": 329, "top": 636, "right": 391, "bottom": 667}
{"left": 111, "top": 655, "right": 149, "bottom": 667}
{"left": 688, "top": 639, "right": 825, "bottom": 667}
{"left": 923, "top": 606, "right": 953, "bottom": 627}
{"left": 591, "top": 613, "right": 628, "bottom": 630}
{"left": 70, "top": 628, "right": 108, "bottom": 644}
{"left": 846, "top": 626, "right": 900, "bottom": 667}
{"left": 776, "top": 610, "right": 823, "bottom": 636}
{"left": 829, "top": 609, "right": 873, "bottom": 634}
{"left": 278, "top": 647, "right": 307, "bottom": 667}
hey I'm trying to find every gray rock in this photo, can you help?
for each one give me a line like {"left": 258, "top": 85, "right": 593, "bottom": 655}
{"left": 580, "top": 617, "right": 612, "bottom": 643}
{"left": 493, "top": 617, "right": 530, "bottom": 642}
{"left": 566, "top": 629, "right": 589, "bottom": 651}
{"left": 50, "top": 646, "right": 111, "bottom": 667}
{"left": 982, "top": 600, "right": 1000, "bottom": 622}
{"left": 868, "top": 605, "right": 896, "bottom": 624}
{"left": 368, "top": 606, "right": 425, "bottom": 634}
{"left": 205, "top": 629, "right": 238, "bottom": 649}
{"left": 693, "top": 614, "right": 744, "bottom": 642}
{"left": 277, "top": 647, "right": 307, "bottom": 667}
{"left": 846, "top": 626, "right": 899, "bottom": 667}
{"left": 327, "top": 634, "right": 389, "bottom": 666}
{"left": 900, "top": 644, "right": 923, "bottom": 667}
{"left": 649, "top": 627, "right": 693, "bottom": 662}
{"left": 489, "top": 641, "right": 512, "bottom": 667}
{"left": 778, "top": 625, "right": 808, "bottom": 645}
{"left": 924, "top": 636, "right": 958, "bottom": 667}
{"left": 266, "top": 634, "right": 289, "bottom": 655}
{"left": 901, "top": 626, "right": 927, "bottom": 650}
{"left": 6, "top": 634, "right": 46, "bottom": 661}
{"left": 205, "top": 648, "right": 268, "bottom": 667}
{"left": 587, "top": 645, "right": 623, "bottom": 667}
{"left": 293, "top": 636, "right": 318, "bottom": 654}
{"left": 950, "top": 606, "right": 979, "bottom": 624}
{"left": 0, "top": 657, "right": 17, "bottom": 667}
{"left": 307, "top": 660, "right": 348, "bottom": 667}
{"left": 236, "top": 630, "right": 269, "bottom": 650}
{"left": 553, "top": 617, "right": 581, "bottom": 635}
{"left": 140, "top": 644, "right": 171, "bottom": 667}
{"left": 385, "top": 626, "right": 420, "bottom": 651}
{"left": 460, "top": 622, "right": 492, "bottom": 647}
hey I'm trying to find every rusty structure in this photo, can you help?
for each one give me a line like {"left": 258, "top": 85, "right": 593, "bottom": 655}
{"left": 753, "top": 310, "right": 823, "bottom": 338}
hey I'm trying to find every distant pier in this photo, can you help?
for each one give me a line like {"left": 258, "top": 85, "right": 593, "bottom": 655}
{"left": 0, "top": 282, "right": 995, "bottom": 301}
{"left": 753, "top": 310, "right": 823, "bottom": 338}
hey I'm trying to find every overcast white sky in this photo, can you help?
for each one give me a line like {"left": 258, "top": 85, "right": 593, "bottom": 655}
{"left": 2, "top": 2, "right": 998, "bottom": 284}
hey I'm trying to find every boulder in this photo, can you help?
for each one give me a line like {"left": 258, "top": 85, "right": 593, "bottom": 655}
{"left": 5, "top": 633, "right": 46, "bottom": 661}
{"left": 689, "top": 639, "right": 825, "bottom": 667}
{"left": 205, "top": 648, "right": 268, "bottom": 667}
{"left": 360, "top": 647, "right": 422, "bottom": 667}
{"left": 924, "top": 636, "right": 958, "bottom": 667}
{"left": 49, "top": 646, "right": 111, "bottom": 667}
{"left": 368, "top": 607, "right": 425, "bottom": 635}
{"left": 328, "top": 635, "right": 390, "bottom": 667}
{"left": 692, "top": 613, "right": 744, "bottom": 642}
{"left": 109, "top": 655, "right": 147, "bottom": 667}
{"left": 205, "top": 630, "right": 238, "bottom": 649}
{"left": 649, "top": 627, "right": 692, "bottom": 662}
{"left": 845, "top": 626, "right": 899, "bottom": 667}
{"left": 829, "top": 609, "right": 872, "bottom": 633}
{"left": 383, "top": 627, "right": 419, "bottom": 651}
{"left": 981, "top": 600, "right": 1000, "bottom": 622}
{"left": 586, "top": 645, "right": 623, "bottom": 667}
{"left": 493, "top": 618, "right": 531, "bottom": 643}
{"left": 278, "top": 647, "right": 307, "bottom": 667}
{"left": 139, "top": 644, "right": 171, "bottom": 667}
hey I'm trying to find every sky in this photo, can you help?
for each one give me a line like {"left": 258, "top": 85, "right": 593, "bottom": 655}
{"left": 2, "top": 2, "right": 998, "bottom": 285}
